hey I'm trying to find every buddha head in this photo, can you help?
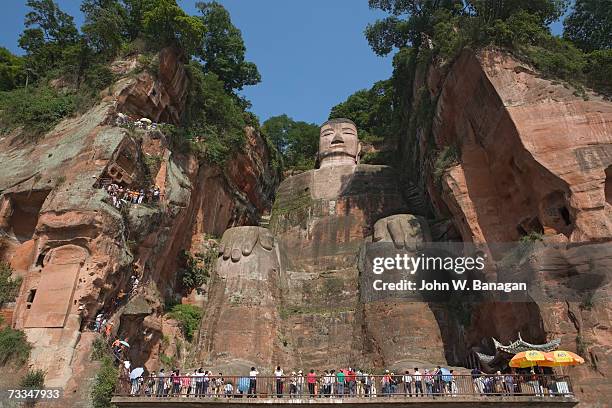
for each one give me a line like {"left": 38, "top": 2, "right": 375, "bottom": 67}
{"left": 318, "top": 118, "right": 361, "bottom": 168}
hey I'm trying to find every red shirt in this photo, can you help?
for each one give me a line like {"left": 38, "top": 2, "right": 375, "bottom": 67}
{"left": 347, "top": 370, "right": 356, "bottom": 382}
{"left": 307, "top": 373, "right": 317, "bottom": 384}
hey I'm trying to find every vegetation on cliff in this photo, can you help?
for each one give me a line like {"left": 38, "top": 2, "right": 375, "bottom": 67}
{"left": 20, "top": 369, "right": 46, "bottom": 389}
{"left": 0, "top": 324, "right": 31, "bottom": 366}
{"left": 0, "top": 0, "right": 267, "bottom": 166}
{"left": 179, "top": 246, "right": 216, "bottom": 290}
{"left": 91, "top": 356, "right": 119, "bottom": 408}
{"left": 168, "top": 304, "right": 203, "bottom": 341}
{"left": 0, "top": 264, "right": 32, "bottom": 370}
{"left": 363, "top": 0, "right": 610, "bottom": 95}
{"left": 262, "top": 115, "right": 320, "bottom": 172}
{"left": 0, "top": 262, "right": 22, "bottom": 307}
{"left": 331, "top": 0, "right": 610, "bottom": 149}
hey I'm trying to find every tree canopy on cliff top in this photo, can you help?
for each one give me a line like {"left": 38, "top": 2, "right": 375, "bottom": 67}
{"left": 262, "top": 114, "right": 319, "bottom": 172}
{"left": 361, "top": 0, "right": 610, "bottom": 96}
{"left": 16, "top": 0, "right": 261, "bottom": 93}
{"left": 1, "top": 0, "right": 264, "bottom": 164}
{"left": 327, "top": 0, "right": 611, "bottom": 163}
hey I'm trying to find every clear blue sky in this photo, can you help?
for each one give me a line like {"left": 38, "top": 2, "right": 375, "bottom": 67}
{"left": 1, "top": 1, "right": 566, "bottom": 125}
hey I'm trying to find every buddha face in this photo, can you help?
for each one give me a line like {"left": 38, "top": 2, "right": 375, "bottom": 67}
{"left": 318, "top": 119, "right": 361, "bottom": 168}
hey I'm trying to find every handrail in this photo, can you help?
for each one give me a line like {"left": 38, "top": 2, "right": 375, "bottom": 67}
{"left": 114, "top": 373, "right": 574, "bottom": 399}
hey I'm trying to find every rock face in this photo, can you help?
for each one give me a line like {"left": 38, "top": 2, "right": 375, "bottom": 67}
{"left": 431, "top": 50, "right": 612, "bottom": 245}
{"left": 197, "top": 227, "right": 282, "bottom": 373}
{"left": 197, "top": 160, "right": 452, "bottom": 373}
{"left": 115, "top": 47, "right": 188, "bottom": 124}
{"left": 359, "top": 214, "right": 448, "bottom": 369}
{"left": 404, "top": 48, "right": 612, "bottom": 405}
{"left": 272, "top": 164, "right": 413, "bottom": 370}
{"left": 0, "top": 47, "right": 278, "bottom": 391}
{"left": 1, "top": 43, "right": 610, "bottom": 408}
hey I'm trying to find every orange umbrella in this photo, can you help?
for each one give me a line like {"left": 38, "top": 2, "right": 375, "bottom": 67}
{"left": 509, "top": 350, "right": 551, "bottom": 368}
{"left": 540, "top": 351, "right": 585, "bottom": 367}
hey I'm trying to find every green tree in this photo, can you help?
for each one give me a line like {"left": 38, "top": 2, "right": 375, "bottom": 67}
{"left": 365, "top": 0, "right": 458, "bottom": 55}
{"left": 329, "top": 80, "right": 395, "bottom": 143}
{"left": 285, "top": 121, "right": 320, "bottom": 170}
{"left": 0, "top": 48, "right": 25, "bottom": 91}
{"left": 142, "top": 0, "right": 205, "bottom": 55}
{"left": 0, "top": 326, "right": 31, "bottom": 365}
{"left": 195, "top": 1, "right": 261, "bottom": 91}
{"left": 91, "top": 356, "right": 118, "bottom": 408}
{"left": 81, "top": 0, "right": 127, "bottom": 58}
{"left": 18, "top": 0, "right": 80, "bottom": 75}
{"left": 563, "top": 0, "right": 612, "bottom": 52}
{"left": 122, "top": 0, "right": 150, "bottom": 41}
{"left": 584, "top": 49, "right": 612, "bottom": 97}
{"left": 469, "top": 0, "right": 568, "bottom": 25}
{"left": 364, "top": 0, "right": 569, "bottom": 56}
{"left": 262, "top": 115, "right": 319, "bottom": 171}
{"left": 181, "top": 61, "right": 250, "bottom": 164}
{"left": 261, "top": 114, "right": 292, "bottom": 153}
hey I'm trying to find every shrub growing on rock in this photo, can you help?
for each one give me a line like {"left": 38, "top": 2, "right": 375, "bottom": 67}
{"left": 20, "top": 369, "right": 45, "bottom": 388}
{"left": 0, "top": 326, "right": 31, "bottom": 366}
{"left": 91, "top": 356, "right": 118, "bottom": 408}
{"left": 168, "top": 304, "right": 203, "bottom": 342}
{"left": 0, "top": 261, "right": 21, "bottom": 307}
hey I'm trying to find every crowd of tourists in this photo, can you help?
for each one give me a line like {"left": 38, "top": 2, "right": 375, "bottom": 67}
{"left": 115, "top": 113, "right": 159, "bottom": 131}
{"left": 104, "top": 183, "right": 161, "bottom": 209}
{"left": 123, "top": 365, "right": 567, "bottom": 398}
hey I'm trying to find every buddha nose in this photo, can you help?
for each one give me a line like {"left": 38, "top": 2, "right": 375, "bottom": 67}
{"left": 331, "top": 133, "right": 344, "bottom": 145}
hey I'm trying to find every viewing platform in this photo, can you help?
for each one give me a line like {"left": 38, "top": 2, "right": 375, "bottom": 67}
{"left": 112, "top": 395, "right": 578, "bottom": 407}
{"left": 112, "top": 374, "right": 578, "bottom": 407}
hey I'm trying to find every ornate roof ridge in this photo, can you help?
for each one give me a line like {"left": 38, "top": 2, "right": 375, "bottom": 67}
{"left": 493, "top": 332, "right": 560, "bottom": 353}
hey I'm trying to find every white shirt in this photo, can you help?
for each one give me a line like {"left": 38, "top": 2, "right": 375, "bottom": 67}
{"left": 274, "top": 369, "right": 283, "bottom": 378}
{"left": 250, "top": 370, "right": 259, "bottom": 378}
{"left": 413, "top": 371, "right": 422, "bottom": 381}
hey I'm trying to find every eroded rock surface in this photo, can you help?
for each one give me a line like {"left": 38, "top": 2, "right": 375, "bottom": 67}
{"left": 0, "top": 48, "right": 278, "bottom": 391}
{"left": 406, "top": 48, "right": 612, "bottom": 405}
{"left": 197, "top": 227, "right": 282, "bottom": 373}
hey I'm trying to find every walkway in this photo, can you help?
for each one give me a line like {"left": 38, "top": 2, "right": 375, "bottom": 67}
{"left": 112, "top": 395, "right": 578, "bottom": 407}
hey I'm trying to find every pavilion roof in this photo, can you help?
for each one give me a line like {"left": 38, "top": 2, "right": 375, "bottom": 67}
{"left": 493, "top": 332, "right": 560, "bottom": 354}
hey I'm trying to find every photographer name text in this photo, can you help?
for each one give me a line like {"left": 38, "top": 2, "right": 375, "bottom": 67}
{"left": 372, "top": 279, "right": 527, "bottom": 293}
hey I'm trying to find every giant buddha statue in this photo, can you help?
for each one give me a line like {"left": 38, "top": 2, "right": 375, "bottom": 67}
{"left": 317, "top": 118, "right": 361, "bottom": 168}
{"left": 197, "top": 120, "right": 447, "bottom": 372}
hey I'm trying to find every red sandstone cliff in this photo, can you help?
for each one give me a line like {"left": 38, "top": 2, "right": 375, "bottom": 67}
{"left": 0, "top": 43, "right": 609, "bottom": 408}
{"left": 0, "top": 47, "right": 278, "bottom": 399}
{"left": 405, "top": 48, "right": 612, "bottom": 406}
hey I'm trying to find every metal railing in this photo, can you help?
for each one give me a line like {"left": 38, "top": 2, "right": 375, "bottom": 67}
{"left": 115, "top": 373, "right": 574, "bottom": 399}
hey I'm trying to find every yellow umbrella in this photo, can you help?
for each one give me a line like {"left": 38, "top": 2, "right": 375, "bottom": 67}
{"left": 509, "top": 350, "right": 551, "bottom": 368}
{"left": 540, "top": 351, "right": 585, "bottom": 367}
